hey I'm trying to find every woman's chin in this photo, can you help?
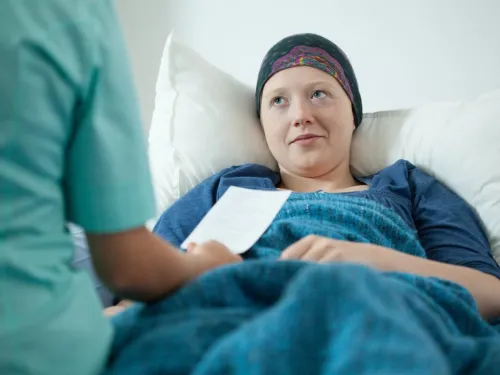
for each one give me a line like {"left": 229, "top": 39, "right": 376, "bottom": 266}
{"left": 287, "top": 163, "right": 333, "bottom": 178}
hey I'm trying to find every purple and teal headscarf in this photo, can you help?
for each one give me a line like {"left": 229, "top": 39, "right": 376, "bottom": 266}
{"left": 255, "top": 33, "right": 363, "bottom": 127}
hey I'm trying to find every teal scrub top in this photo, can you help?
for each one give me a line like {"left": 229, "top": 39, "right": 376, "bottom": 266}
{"left": 0, "top": 1, "right": 156, "bottom": 374}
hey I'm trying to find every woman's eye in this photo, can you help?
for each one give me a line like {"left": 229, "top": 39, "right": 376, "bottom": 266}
{"left": 272, "top": 96, "right": 286, "bottom": 106}
{"left": 312, "top": 90, "right": 327, "bottom": 99}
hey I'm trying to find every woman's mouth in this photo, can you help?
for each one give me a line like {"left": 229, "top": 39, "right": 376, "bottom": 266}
{"left": 291, "top": 134, "right": 323, "bottom": 145}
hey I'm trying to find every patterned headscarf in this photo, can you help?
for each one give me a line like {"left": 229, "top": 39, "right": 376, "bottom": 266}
{"left": 255, "top": 33, "right": 363, "bottom": 127}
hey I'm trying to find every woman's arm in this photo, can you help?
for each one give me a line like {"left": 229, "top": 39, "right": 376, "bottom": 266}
{"left": 87, "top": 228, "right": 192, "bottom": 301}
{"left": 407, "top": 163, "right": 500, "bottom": 320}
{"left": 380, "top": 248, "right": 500, "bottom": 320}
{"left": 88, "top": 228, "right": 241, "bottom": 302}
{"left": 281, "top": 235, "right": 500, "bottom": 320}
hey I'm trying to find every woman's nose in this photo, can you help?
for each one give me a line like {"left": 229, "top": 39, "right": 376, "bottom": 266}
{"left": 291, "top": 100, "right": 314, "bottom": 127}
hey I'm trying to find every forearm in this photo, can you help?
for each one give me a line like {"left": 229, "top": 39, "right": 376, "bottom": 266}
{"left": 389, "top": 251, "right": 500, "bottom": 320}
{"left": 88, "top": 227, "right": 195, "bottom": 302}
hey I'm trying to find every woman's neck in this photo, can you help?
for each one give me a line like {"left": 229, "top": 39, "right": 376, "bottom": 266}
{"left": 279, "top": 162, "right": 363, "bottom": 193}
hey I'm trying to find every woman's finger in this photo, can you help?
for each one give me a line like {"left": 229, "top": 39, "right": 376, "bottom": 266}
{"left": 319, "top": 242, "right": 348, "bottom": 263}
{"left": 186, "top": 242, "right": 197, "bottom": 252}
{"left": 301, "top": 241, "right": 331, "bottom": 261}
{"left": 319, "top": 250, "right": 341, "bottom": 263}
{"left": 280, "top": 235, "right": 317, "bottom": 260}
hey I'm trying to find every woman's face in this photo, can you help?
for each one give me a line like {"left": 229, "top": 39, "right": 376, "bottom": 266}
{"left": 260, "top": 66, "right": 355, "bottom": 178}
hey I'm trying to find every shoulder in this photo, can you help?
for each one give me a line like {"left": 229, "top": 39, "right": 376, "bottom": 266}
{"left": 360, "top": 160, "right": 437, "bottom": 190}
{"left": 362, "top": 159, "right": 420, "bottom": 179}
{"left": 358, "top": 159, "right": 450, "bottom": 206}
{"left": 357, "top": 160, "right": 415, "bottom": 200}
{"left": 164, "top": 163, "right": 278, "bottom": 209}
{"left": 205, "top": 163, "right": 280, "bottom": 199}
{"left": 152, "top": 163, "right": 279, "bottom": 245}
{"left": 366, "top": 160, "right": 471, "bottom": 214}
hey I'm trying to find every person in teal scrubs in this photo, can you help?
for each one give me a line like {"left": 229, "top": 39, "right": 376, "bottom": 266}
{"left": 0, "top": 1, "right": 241, "bottom": 374}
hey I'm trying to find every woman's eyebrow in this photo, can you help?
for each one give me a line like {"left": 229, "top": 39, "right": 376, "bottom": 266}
{"left": 262, "top": 88, "right": 286, "bottom": 100}
{"left": 305, "top": 80, "right": 337, "bottom": 89}
{"left": 262, "top": 80, "right": 337, "bottom": 100}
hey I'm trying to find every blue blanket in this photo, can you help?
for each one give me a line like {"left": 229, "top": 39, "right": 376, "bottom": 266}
{"left": 107, "top": 261, "right": 500, "bottom": 375}
{"left": 107, "top": 195, "right": 500, "bottom": 374}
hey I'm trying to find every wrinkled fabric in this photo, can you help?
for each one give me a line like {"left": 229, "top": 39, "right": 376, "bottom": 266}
{"left": 107, "top": 261, "right": 500, "bottom": 375}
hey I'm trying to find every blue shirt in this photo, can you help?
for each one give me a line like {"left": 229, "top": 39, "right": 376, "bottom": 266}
{"left": 154, "top": 160, "right": 500, "bottom": 280}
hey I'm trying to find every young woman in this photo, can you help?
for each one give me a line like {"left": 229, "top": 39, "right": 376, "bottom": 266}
{"left": 155, "top": 33, "right": 500, "bottom": 321}
{"left": 106, "top": 32, "right": 500, "bottom": 375}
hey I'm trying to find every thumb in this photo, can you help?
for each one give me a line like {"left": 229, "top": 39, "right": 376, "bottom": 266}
{"left": 186, "top": 242, "right": 197, "bottom": 253}
{"left": 190, "top": 240, "right": 231, "bottom": 256}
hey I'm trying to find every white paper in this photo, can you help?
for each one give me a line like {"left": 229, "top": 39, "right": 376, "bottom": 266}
{"left": 181, "top": 186, "right": 291, "bottom": 254}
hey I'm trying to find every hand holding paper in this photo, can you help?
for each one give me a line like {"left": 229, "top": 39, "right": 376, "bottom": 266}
{"left": 182, "top": 187, "right": 291, "bottom": 254}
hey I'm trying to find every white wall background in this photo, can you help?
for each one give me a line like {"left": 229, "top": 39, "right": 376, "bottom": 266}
{"left": 117, "top": 0, "right": 500, "bottom": 129}
{"left": 115, "top": 0, "right": 170, "bottom": 129}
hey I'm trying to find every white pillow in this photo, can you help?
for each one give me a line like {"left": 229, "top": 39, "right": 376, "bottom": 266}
{"left": 148, "top": 31, "right": 500, "bottom": 264}
{"left": 350, "top": 92, "right": 500, "bottom": 265}
{"left": 148, "top": 31, "right": 276, "bottom": 220}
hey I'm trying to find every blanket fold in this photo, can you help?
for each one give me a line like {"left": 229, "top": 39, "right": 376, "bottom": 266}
{"left": 108, "top": 261, "right": 500, "bottom": 375}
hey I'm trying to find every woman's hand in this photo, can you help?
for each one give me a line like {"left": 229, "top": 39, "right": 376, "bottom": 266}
{"left": 185, "top": 240, "right": 243, "bottom": 279}
{"left": 280, "top": 235, "right": 500, "bottom": 320}
{"left": 103, "top": 241, "right": 242, "bottom": 317}
{"left": 280, "top": 235, "right": 402, "bottom": 271}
